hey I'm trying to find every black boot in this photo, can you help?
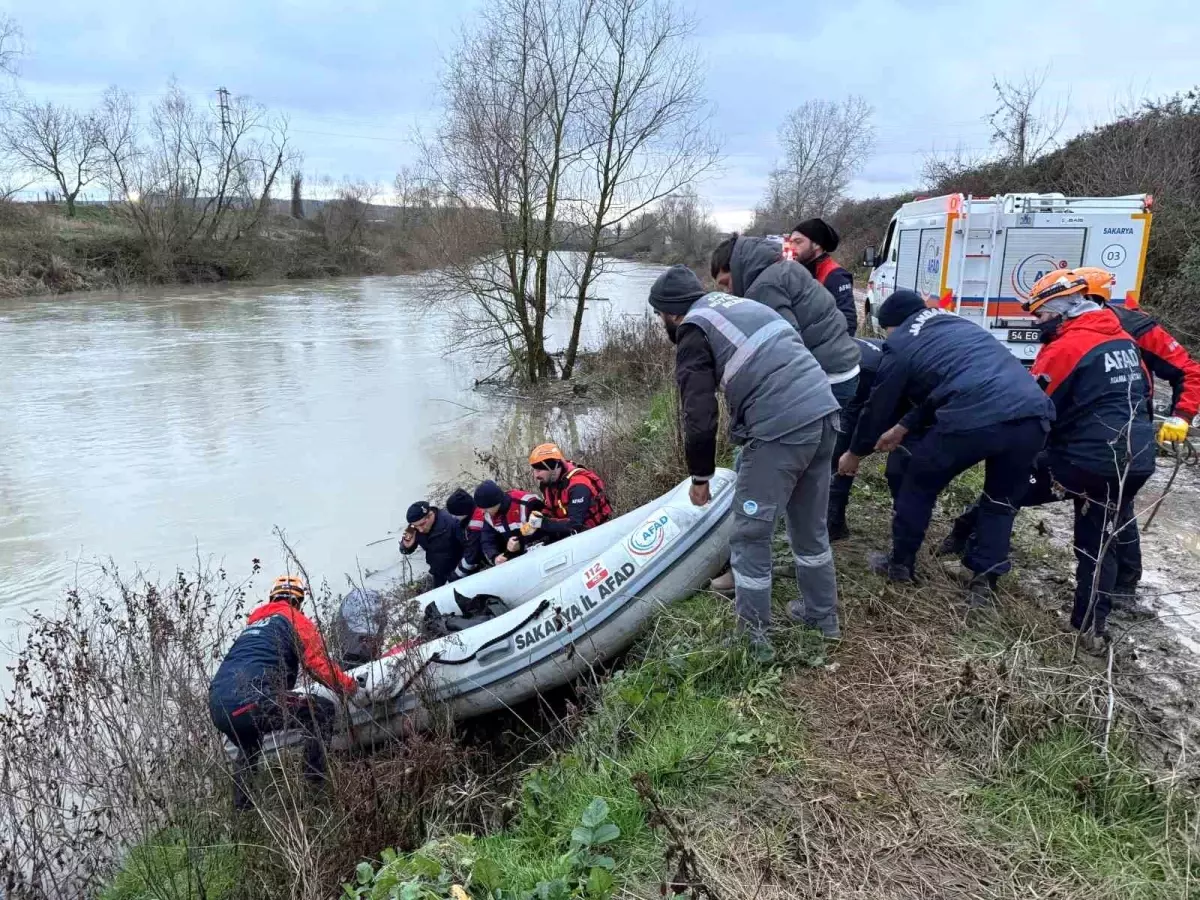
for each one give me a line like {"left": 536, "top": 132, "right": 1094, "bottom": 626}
{"left": 868, "top": 551, "right": 914, "bottom": 583}
{"left": 965, "top": 573, "right": 999, "bottom": 609}
{"left": 828, "top": 512, "right": 850, "bottom": 542}
{"left": 938, "top": 509, "right": 976, "bottom": 557}
{"left": 827, "top": 495, "right": 850, "bottom": 542}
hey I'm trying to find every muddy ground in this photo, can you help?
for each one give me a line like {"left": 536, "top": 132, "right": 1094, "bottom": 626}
{"left": 1016, "top": 452, "right": 1200, "bottom": 776}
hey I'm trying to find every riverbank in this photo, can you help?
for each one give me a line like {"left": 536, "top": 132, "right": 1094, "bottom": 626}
{"left": 0, "top": 201, "right": 418, "bottom": 298}
{"left": 5, "top": 319, "right": 1198, "bottom": 898}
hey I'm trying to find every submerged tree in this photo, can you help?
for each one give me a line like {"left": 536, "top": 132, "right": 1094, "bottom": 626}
{"left": 418, "top": 0, "right": 717, "bottom": 384}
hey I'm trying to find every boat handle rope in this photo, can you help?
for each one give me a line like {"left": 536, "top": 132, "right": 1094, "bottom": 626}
{"left": 381, "top": 597, "right": 555, "bottom": 703}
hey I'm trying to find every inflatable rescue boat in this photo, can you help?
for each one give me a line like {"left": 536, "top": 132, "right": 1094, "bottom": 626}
{"left": 283, "top": 468, "right": 735, "bottom": 750}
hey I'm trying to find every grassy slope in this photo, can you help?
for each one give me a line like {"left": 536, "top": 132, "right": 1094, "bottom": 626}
{"left": 102, "top": 391, "right": 1198, "bottom": 900}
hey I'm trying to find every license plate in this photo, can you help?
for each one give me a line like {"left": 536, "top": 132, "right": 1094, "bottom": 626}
{"left": 1007, "top": 328, "right": 1041, "bottom": 343}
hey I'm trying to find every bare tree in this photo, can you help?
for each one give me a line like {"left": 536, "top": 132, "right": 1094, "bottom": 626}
{"left": 418, "top": 0, "right": 597, "bottom": 383}
{"left": 558, "top": 0, "right": 718, "bottom": 378}
{"left": 656, "top": 187, "right": 717, "bottom": 263}
{"left": 97, "top": 81, "right": 296, "bottom": 265}
{"left": 987, "top": 67, "right": 1068, "bottom": 167}
{"left": 320, "top": 178, "right": 379, "bottom": 255}
{"left": 0, "top": 13, "right": 22, "bottom": 79}
{"left": 3, "top": 98, "right": 105, "bottom": 216}
{"left": 920, "top": 141, "right": 987, "bottom": 190}
{"left": 752, "top": 96, "right": 874, "bottom": 234}
{"left": 420, "top": 0, "right": 716, "bottom": 383}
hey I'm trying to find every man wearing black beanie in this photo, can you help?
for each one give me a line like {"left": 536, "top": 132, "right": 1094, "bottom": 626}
{"left": 790, "top": 218, "right": 857, "bottom": 336}
{"left": 649, "top": 264, "right": 843, "bottom": 658}
{"left": 835, "top": 290, "right": 1055, "bottom": 604}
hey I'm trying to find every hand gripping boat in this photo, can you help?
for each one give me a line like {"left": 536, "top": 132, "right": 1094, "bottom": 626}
{"left": 287, "top": 469, "right": 735, "bottom": 751}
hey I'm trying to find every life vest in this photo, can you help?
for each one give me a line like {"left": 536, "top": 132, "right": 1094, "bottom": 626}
{"left": 481, "top": 490, "right": 541, "bottom": 535}
{"left": 542, "top": 465, "right": 612, "bottom": 530}
{"left": 812, "top": 254, "right": 840, "bottom": 287}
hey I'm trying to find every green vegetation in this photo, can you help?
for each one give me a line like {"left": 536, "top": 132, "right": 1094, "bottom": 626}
{"left": 340, "top": 593, "right": 825, "bottom": 899}
{"left": 975, "top": 729, "right": 1195, "bottom": 899}
{"left": 100, "top": 828, "right": 243, "bottom": 900}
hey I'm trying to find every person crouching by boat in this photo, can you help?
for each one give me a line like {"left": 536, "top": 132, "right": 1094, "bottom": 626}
{"left": 527, "top": 442, "right": 613, "bottom": 542}
{"left": 649, "top": 264, "right": 842, "bottom": 662}
{"left": 399, "top": 500, "right": 466, "bottom": 588}
{"left": 208, "top": 575, "right": 363, "bottom": 811}
{"left": 445, "top": 487, "right": 487, "bottom": 580}
{"left": 473, "top": 479, "right": 547, "bottom": 565}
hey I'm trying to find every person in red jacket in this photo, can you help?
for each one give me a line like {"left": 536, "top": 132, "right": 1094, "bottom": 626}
{"left": 1076, "top": 266, "right": 1200, "bottom": 443}
{"left": 945, "top": 270, "right": 1156, "bottom": 651}
{"left": 527, "top": 442, "right": 612, "bottom": 541}
{"left": 473, "top": 479, "right": 546, "bottom": 564}
{"left": 208, "top": 575, "right": 361, "bottom": 810}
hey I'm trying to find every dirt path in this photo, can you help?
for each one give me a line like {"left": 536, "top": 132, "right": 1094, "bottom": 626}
{"left": 1017, "top": 454, "right": 1200, "bottom": 773}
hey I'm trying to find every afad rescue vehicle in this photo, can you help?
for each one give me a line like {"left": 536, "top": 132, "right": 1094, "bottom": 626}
{"left": 862, "top": 192, "right": 1153, "bottom": 362}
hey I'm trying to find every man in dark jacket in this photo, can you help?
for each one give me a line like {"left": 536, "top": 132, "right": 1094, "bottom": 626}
{"left": 650, "top": 265, "right": 842, "bottom": 659}
{"left": 400, "top": 501, "right": 466, "bottom": 587}
{"left": 827, "top": 337, "right": 884, "bottom": 540}
{"left": 790, "top": 218, "right": 857, "bottom": 336}
{"left": 710, "top": 233, "right": 861, "bottom": 407}
{"left": 445, "top": 488, "right": 486, "bottom": 579}
{"left": 838, "top": 290, "right": 1054, "bottom": 602}
{"left": 945, "top": 271, "right": 1156, "bottom": 651}
{"left": 209, "top": 575, "right": 361, "bottom": 810}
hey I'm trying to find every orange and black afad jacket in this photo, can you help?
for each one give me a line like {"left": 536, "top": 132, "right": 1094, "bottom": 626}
{"left": 209, "top": 600, "right": 356, "bottom": 708}
{"left": 540, "top": 464, "right": 613, "bottom": 540}
{"left": 1111, "top": 304, "right": 1200, "bottom": 422}
{"left": 1030, "top": 308, "right": 1156, "bottom": 478}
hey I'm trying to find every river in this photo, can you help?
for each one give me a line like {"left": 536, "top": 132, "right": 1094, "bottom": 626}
{"left": 0, "top": 257, "right": 665, "bottom": 641}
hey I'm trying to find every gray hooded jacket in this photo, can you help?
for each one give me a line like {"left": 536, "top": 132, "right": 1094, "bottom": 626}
{"left": 730, "top": 236, "right": 860, "bottom": 381}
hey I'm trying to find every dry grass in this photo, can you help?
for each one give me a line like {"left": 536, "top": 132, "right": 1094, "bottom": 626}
{"left": 621, "top": 458, "right": 1200, "bottom": 900}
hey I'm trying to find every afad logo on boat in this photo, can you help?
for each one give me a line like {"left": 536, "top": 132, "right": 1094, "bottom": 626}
{"left": 625, "top": 511, "right": 673, "bottom": 566}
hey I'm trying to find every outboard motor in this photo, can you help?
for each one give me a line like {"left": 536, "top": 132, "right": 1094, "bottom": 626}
{"left": 335, "top": 587, "right": 387, "bottom": 666}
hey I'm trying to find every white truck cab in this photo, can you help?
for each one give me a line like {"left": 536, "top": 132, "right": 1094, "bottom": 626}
{"left": 863, "top": 192, "right": 1153, "bottom": 363}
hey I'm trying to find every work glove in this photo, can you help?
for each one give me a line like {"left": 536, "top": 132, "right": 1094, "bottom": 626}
{"left": 1158, "top": 416, "right": 1189, "bottom": 445}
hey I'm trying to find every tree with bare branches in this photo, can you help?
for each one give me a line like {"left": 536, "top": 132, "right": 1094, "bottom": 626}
{"left": 3, "top": 98, "right": 105, "bottom": 216}
{"left": 419, "top": 0, "right": 717, "bottom": 384}
{"left": 96, "top": 81, "right": 295, "bottom": 268}
{"left": 751, "top": 95, "right": 874, "bottom": 235}
{"left": 988, "top": 67, "right": 1068, "bottom": 167}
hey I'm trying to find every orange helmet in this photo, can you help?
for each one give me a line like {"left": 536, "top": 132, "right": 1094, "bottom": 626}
{"left": 528, "top": 443, "right": 566, "bottom": 467}
{"left": 269, "top": 575, "right": 306, "bottom": 605}
{"left": 1074, "top": 266, "right": 1116, "bottom": 303}
{"left": 1024, "top": 269, "right": 1088, "bottom": 314}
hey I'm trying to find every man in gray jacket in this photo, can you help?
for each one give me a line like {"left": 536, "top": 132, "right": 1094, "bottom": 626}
{"left": 710, "top": 233, "right": 861, "bottom": 406}
{"left": 649, "top": 265, "right": 842, "bottom": 660}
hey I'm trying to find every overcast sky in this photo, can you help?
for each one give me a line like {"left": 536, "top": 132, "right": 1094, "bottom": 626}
{"left": 7, "top": 0, "right": 1199, "bottom": 231}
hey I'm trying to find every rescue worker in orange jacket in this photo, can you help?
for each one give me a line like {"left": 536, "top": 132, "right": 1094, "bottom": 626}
{"left": 1076, "top": 267, "right": 1200, "bottom": 444}
{"left": 527, "top": 443, "right": 613, "bottom": 541}
{"left": 208, "top": 575, "right": 362, "bottom": 810}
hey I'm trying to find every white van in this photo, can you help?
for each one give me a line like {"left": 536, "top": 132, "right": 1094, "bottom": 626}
{"left": 862, "top": 192, "right": 1153, "bottom": 362}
